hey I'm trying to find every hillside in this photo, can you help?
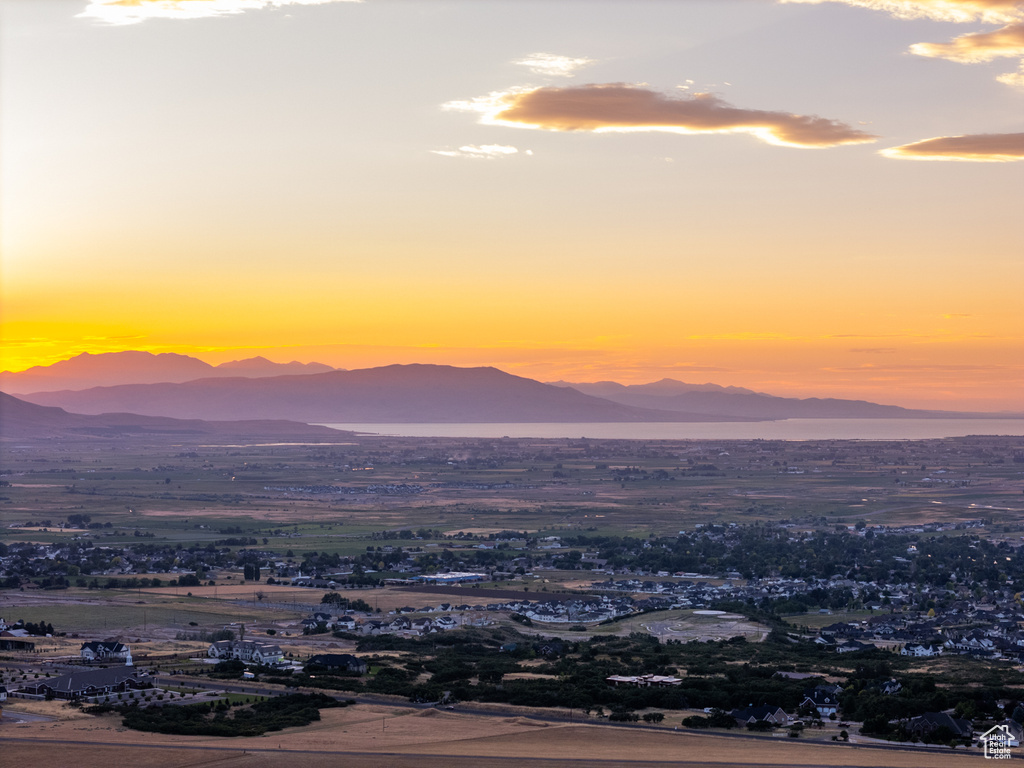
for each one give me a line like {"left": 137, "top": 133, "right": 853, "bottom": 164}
{"left": 0, "top": 392, "right": 348, "bottom": 440}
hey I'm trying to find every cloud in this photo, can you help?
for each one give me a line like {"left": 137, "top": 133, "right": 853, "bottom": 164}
{"left": 881, "top": 132, "right": 1024, "bottom": 160}
{"left": 911, "top": 22, "right": 1024, "bottom": 61}
{"left": 514, "top": 53, "right": 595, "bottom": 78}
{"left": 78, "top": 0, "right": 360, "bottom": 26}
{"left": 779, "top": 0, "right": 1023, "bottom": 23}
{"left": 997, "top": 61, "right": 1024, "bottom": 83}
{"left": 430, "top": 144, "right": 528, "bottom": 159}
{"left": 909, "top": 21, "right": 1024, "bottom": 82}
{"left": 824, "top": 362, "right": 1016, "bottom": 372}
{"left": 783, "top": 0, "right": 1024, "bottom": 85}
{"left": 444, "top": 84, "right": 877, "bottom": 148}
{"left": 911, "top": 21, "right": 1024, "bottom": 85}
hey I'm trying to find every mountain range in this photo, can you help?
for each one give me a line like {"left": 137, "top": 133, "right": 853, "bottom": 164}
{"left": 3, "top": 351, "right": 1019, "bottom": 425}
{"left": 15, "top": 365, "right": 719, "bottom": 423}
{"left": 546, "top": 379, "right": 965, "bottom": 420}
{"left": 0, "top": 351, "right": 335, "bottom": 394}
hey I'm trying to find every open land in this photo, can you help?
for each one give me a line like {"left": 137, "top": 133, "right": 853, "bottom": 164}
{"left": 0, "top": 699, "right": 985, "bottom": 768}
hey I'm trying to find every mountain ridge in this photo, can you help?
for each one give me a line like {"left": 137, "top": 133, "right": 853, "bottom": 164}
{"left": 5, "top": 354, "right": 1020, "bottom": 423}
{"left": 17, "top": 364, "right": 751, "bottom": 423}
{"left": 552, "top": 378, "right": 1017, "bottom": 420}
{"left": 0, "top": 351, "right": 336, "bottom": 394}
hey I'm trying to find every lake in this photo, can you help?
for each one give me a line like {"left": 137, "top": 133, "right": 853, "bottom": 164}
{"left": 318, "top": 419, "right": 1024, "bottom": 441}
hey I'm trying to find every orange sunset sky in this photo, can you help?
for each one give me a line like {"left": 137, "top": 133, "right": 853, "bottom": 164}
{"left": 2, "top": 0, "right": 1022, "bottom": 411}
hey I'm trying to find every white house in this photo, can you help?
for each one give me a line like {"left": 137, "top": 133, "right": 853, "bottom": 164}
{"left": 80, "top": 641, "right": 131, "bottom": 663}
{"left": 901, "top": 643, "right": 942, "bottom": 657}
{"left": 208, "top": 640, "right": 284, "bottom": 666}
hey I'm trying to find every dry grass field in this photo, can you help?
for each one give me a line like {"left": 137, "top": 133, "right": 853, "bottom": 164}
{"left": 0, "top": 702, "right": 985, "bottom": 768}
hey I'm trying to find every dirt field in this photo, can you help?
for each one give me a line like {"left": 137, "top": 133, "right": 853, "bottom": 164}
{"left": 0, "top": 702, "right": 985, "bottom": 768}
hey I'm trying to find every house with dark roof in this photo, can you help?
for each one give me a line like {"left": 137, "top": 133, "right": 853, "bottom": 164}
{"left": 0, "top": 632, "right": 35, "bottom": 652}
{"left": 18, "top": 666, "right": 144, "bottom": 701}
{"left": 729, "top": 705, "right": 788, "bottom": 725}
{"left": 800, "top": 687, "right": 839, "bottom": 718}
{"left": 906, "top": 712, "right": 972, "bottom": 740}
{"left": 306, "top": 653, "right": 367, "bottom": 674}
{"left": 80, "top": 641, "right": 131, "bottom": 663}
{"left": 836, "top": 639, "right": 875, "bottom": 653}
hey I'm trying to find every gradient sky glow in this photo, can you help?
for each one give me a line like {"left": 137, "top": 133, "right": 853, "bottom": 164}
{"left": 2, "top": 0, "right": 1022, "bottom": 410}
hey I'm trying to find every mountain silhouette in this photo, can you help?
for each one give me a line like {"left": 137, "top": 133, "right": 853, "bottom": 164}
{"left": 0, "top": 351, "right": 336, "bottom": 394}
{"left": 18, "top": 364, "right": 739, "bottom": 423}
{"left": 0, "top": 391, "right": 347, "bottom": 439}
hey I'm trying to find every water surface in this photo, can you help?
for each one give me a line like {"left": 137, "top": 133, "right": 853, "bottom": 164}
{"left": 318, "top": 419, "right": 1024, "bottom": 441}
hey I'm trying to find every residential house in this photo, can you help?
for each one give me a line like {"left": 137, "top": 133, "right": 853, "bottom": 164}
{"left": 605, "top": 674, "right": 682, "bottom": 688}
{"left": 80, "top": 641, "right": 131, "bottom": 663}
{"left": 800, "top": 687, "right": 839, "bottom": 718}
{"left": 18, "top": 666, "right": 144, "bottom": 701}
{"left": 334, "top": 615, "right": 358, "bottom": 631}
{"left": 730, "top": 705, "right": 788, "bottom": 726}
{"left": 306, "top": 654, "right": 367, "bottom": 674}
{"left": 901, "top": 643, "right": 942, "bottom": 657}
{"left": 906, "top": 712, "right": 972, "bottom": 740}
{"left": 208, "top": 640, "right": 284, "bottom": 666}
{"left": 836, "top": 640, "right": 875, "bottom": 653}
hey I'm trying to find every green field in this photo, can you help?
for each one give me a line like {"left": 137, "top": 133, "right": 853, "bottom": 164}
{"left": 1, "top": 591, "right": 299, "bottom": 632}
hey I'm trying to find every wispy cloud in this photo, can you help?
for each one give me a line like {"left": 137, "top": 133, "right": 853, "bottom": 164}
{"left": 824, "top": 362, "right": 1018, "bottom": 372}
{"left": 430, "top": 144, "right": 529, "bottom": 159}
{"left": 997, "top": 61, "right": 1024, "bottom": 83}
{"left": 911, "top": 22, "right": 1024, "bottom": 62}
{"left": 881, "top": 132, "right": 1024, "bottom": 160}
{"left": 783, "top": 1, "right": 1024, "bottom": 85}
{"left": 909, "top": 20, "right": 1024, "bottom": 84}
{"left": 780, "top": 0, "right": 1023, "bottom": 23}
{"left": 513, "top": 53, "right": 595, "bottom": 78}
{"left": 444, "top": 84, "right": 877, "bottom": 148}
{"left": 78, "top": 0, "right": 360, "bottom": 26}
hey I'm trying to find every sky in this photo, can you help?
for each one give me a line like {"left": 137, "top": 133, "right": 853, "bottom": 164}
{"left": 1, "top": 0, "right": 1022, "bottom": 411}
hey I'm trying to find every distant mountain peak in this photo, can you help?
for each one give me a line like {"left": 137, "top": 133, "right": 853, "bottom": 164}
{"left": 218, "top": 356, "right": 275, "bottom": 368}
{"left": 215, "top": 357, "right": 335, "bottom": 374}
{"left": 549, "top": 378, "right": 759, "bottom": 397}
{"left": 0, "top": 350, "right": 336, "bottom": 394}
